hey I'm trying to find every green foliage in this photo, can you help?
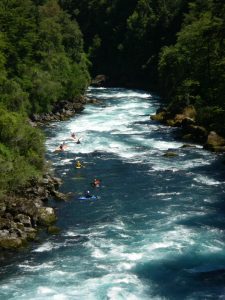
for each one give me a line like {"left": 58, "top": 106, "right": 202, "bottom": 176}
{"left": 0, "top": 0, "right": 90, "bottom": 195}
{"left": 0, "top": 106, "right": 44, "bottom": 193}
{"left": 0, "top": 0, "right": 90, "bottom": 114}
{"left": 60, "top": 0, "right": 187, "bottom": 88}
{"left": 197, "top": 106, "right": 225, "bottom": 134}
{"left": 159, "top": 0, "right": 225, "bottom": 133}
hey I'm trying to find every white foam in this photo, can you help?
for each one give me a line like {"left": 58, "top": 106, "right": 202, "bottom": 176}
{"left": 194, "top": 175, "right": 221, "bottom": 186}
{"left": 33, "top": 242, "right": 59, "bottom": 253}
{"left": 121, "top": 252, "right": 143, "bottom": 261}
{"left": 147, "top": 242, "right": 175, "bottom": 251}
{"left": 37, "top": 287, "right": 55, "bottom": 295}
{"left": 52, "top": 294, "right": 68, "bottom": 300}
{"left": 19, "top": 262, "right": 53, "bottom": 271}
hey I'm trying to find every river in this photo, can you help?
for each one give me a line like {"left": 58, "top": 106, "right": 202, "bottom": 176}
{"left": 1, "top": 87, "right": 225, "bottom": 299}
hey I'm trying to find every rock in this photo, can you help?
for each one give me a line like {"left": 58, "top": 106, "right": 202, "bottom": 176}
{"left": 51, "top": 176, "right": 63, "bottom": 189}
{"left": 182, "top": 125, "right": 208, "bottom": 143}
{"left": 91, "top": 74, "right": 107, "bottom": 87}
{"left": 51, "top": 190, "right": 68, "bottom": 201}
{"left": 180, "top": 144, "right": 197, "bottom": 149}
{"left": 182, "top": 105, "right": 197, "bottom": 119}
{"left": 38, "top": 207, "right": 57, "bottom": 226}
{"left": 150, "top": 111, "right": 166, "bottom": 122}
{"left": 181, "top": 117, "right": 196, "bottom": 127}
{"left": 182, "top": 134, "right": 194, "bottom": 141}
{"left": 87, "top": 98, "right": 102, "bottom": 105}
{"left": 173, "top": 115, "right": 195, "bottom": 127}
{"left": 24, "top": 227, "right": 37, "bottom": 240}
{"left": 166, "top": 119, "right": 176, "bottom": 126}
{"left": 0, "top": 218, "right": 17, "bottom": 230}
{"left": 0, "top": 202, "right": 6, "bottom": 216}
{"left": 14, "top": 214, "right": 32, "bottom": 227}
{"left": 163, "top": 152, "right": 178, "bottom": 157}
{"left": 47, "top": 226, "right": 60, "bottom": 235}
{"left": 204, "top": 131, "right": 225, "bottom": 152}
{"left": 0, "top": 236, "right": 23, "bottom": 249}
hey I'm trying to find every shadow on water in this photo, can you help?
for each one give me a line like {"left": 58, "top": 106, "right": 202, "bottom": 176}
{"left": 133, "top": 252, "right": 225, "bottom": 299}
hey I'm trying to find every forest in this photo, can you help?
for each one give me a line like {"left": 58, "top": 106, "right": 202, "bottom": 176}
{"left": 0, "top": 0, "right": 225, "bottom": 196}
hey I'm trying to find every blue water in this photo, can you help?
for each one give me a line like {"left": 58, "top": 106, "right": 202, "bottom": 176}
{"left": 1, "top": 87, "right": 225, "bottom": 299}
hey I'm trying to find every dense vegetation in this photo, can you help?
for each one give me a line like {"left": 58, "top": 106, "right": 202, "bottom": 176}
{"left": 61, "top": 0, "right": 225, "bottom": 134}
{"left": 60, "top": 0, "right": 188, "bottom": 89}
{"left": 159, "top": 0, "right": 225, "bottom": 134}
{"left": 0, "top": 0, "right": 90, "bottom": 195}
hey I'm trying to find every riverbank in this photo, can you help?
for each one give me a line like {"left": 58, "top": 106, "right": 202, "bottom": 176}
{"left": 150, "top": 104, "right": 225, "bottom": 152}
{"left": 0, "top": 94, "right": 94, "bottom": 250}
{"left": 0, "top": 173, "right": 65, "bottom": 250}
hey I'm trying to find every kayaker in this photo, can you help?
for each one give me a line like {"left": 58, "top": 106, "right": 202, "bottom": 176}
{"left": 71, "top": 132, "right": 76, "bottom": 139}
{"left": 92, "top": 178, "right": 101, "bottom": 187}
{"left": 75, "top": 160, "right": 83, "bottom": 168}
{"left": 85, "top": 190, "right": 92, "bottom": 198}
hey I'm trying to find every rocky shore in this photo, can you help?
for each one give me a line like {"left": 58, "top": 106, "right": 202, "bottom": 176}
{"left": 151, "top": 105, "right": 225, "bottom": 152}
{"left": 0, "top": 174, "right": 65, "bottom": 250}
{"left": 0, "top": 92, "right": 103, "bottom": 251}
{"left": 29, "top": 95, "right": 87, "bottom": 125}
{"left": 0, "top": 95, "right": 91, "bottom": 250}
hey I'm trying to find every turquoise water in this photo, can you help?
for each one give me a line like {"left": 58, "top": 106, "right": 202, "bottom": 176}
{"left": 1, "top": 87, "right": 225, "bottom": 299}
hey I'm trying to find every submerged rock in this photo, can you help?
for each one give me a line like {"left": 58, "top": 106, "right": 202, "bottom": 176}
{"left": 48, "top": 226, "right": 60, "bottom": 235}
{"left": 163, "top": 151, "right": 178, "bottom": 157}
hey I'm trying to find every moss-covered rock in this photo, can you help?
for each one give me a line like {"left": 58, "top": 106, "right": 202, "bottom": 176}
{"left": 24, "top": 227, "right": 37, "bottom": 240}
{"left": 150, "top": 111, "right": 166, "bottom": 122}
{"left": 0, "top": 237, "right": 23, "bottom": 249}
{"left": 163, "top": 151, "right": 178, "bottom": 157}
{"left": 204, "top": 131, "right": 225, "bottom": 152}
{"left": 38, "top": 207, "right": 57, "bottom": 226}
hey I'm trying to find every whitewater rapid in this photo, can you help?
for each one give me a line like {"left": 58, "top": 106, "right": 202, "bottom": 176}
{"left": 1, "top": 87, "right": 225, "bottom": 300}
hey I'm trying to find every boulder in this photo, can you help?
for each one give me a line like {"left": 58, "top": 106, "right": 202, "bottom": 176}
{"left": 182, "top": 125, "right": 208, "bottom": 143}
{"left": 0, "top": 218, "right": 17, "bottom": 230}
{"left": 87, "top": 98, "right": 102, "bottom": 105}
{"left": 51, "top": 190, "right": 68, "bottom": 201}
{"left": 24, "top": 227, "right": 37, "bottom": 240}
{"left": 180, "top": 144, "right": 196, "bottom": 149}
{"left": 37, "top": 207, "right": 57, "bottom": 226}
{"left": 204, "top": 131, "right": 225, "bottom": 152}
{"left": 163, "top": 151, "right": 178, "bottom": 157}
{"left": 182, "top": 105, "right": 197, "bottom": 119}
{"left": 91, "top": 74, "right": 107, "bottom": 87}
{"left": 150, "top": 111, "right": 166, "bottom": 122}
{"left": 0, "top": 236, "right": 23, "bottom": 249}
{"left": 14, "top": 214, "right": 32, "bottom": 227}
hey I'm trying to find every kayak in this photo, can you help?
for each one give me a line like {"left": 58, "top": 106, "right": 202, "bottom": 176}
{"left": 75, "top": 165, "right": 84, "bottom": 169}
{"left": 71, "top": 137, "right": 81, "bottom": 144}
{"left": 54, "top": 145, "right": 68, "bottom": 152}
{"left": 78, "top": 196, "right": 97, "bottom": 200}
